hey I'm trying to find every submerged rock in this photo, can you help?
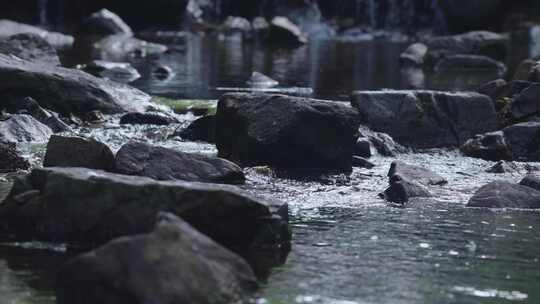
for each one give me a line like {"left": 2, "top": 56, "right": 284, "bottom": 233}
{"left": 119, "top": 112, "right": 177, "bottom": 126}
{"left": 43, "top": 135, "right": 115, "bottom": 171}
{"left": 0, "top": 20, "right": 74, "bottom": 50}
{"left": 0, "top": 141, "right": 29, "bottom": 172}
{"left": 215, "top": 93, "right": 360, "bottom": 173}
{"left": 485, "top": 161, "right": 520, "bottom": 174}
{"left": 0, "top": 54, "right": 152, "bottom": 115}
{"left": 265, "top": 17, "right": 308, "bottom": 46}
{"left": 0, "top": 114, "right": 52, "bottom": 143}
{"left": 0, "top": 167, "right": 289, "bottom": 247}
{"left": 56, "top": 212, "right": 258, "bottom": 304}
{"left": 114, "top": 142, "right": 245, "bottom": 184}
{"left": 351, "top": 90, "right": 498, "bottom": 148}
{"left": 77, "top": 9, "right": 133, "bottom": 37}
{"left": 173, "top": 115, "right": 215, "bottom": 143}
{"left": 467, "top": 181, "right": 540, "bottom": 209}
{"left": 0, "top": 33, "right": 60, "bottom": 66}
{"left": 246, "top": 72, "right": 279, "bottom": 88}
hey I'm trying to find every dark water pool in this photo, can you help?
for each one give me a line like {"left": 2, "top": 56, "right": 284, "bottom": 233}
{"left": 1, "top": 34, "right": 539, "bottom": 304}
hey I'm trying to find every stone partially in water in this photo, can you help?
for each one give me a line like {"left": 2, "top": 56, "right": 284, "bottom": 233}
{"left": 0, "top": 33, "right": 60, "bottom": 66}
{"left": 246, "top": 72, "right": 279, "bottom": 88}
{"left": 503, "top": 122, "right": 540, "bottom": 161}
{"left": 0, "top": 167, "right": 289, "bottom": 247}
{"left": 56, "top": 212, "right": 258, "bottom": 304}
{"left": 461, "top": 131, "right": 512, "bottom": 161}
{"left": 509, "top": 83, "right": 540, "bottom": 121}
{"left": 172, "top": 115, "right": 215, "bottom": 143}
{"left": 78, "top": 60, "right": 141, "bottom": 82}
{"left": 43, "top": 135, "right": 115, "bottom": 171}
{"left": 434, "top": 54, "right": 507, "bottom": 77}
{"left": 0, "top": 114, "right": 52, "bottom": 143}
{"left": 388, "top": 161, "right": 447, "bottom": 186}
{"left": 119, "top": 112, "right": 177, "bottom": 126}
{"left": 399, "top": 43, "right": 428, "bottom": 67}
{"left": 114, "top": 141, "right": 245, "bottom": 184}
{"left": 351, "top": 90, "right": 498, "bottom": 149}
{"left": 467, "top": 181, "right": 540, "bottom": 209}
{"left": 357, "top": 125, "right": 406, "bottom": 157}
{"left": 265, "top": 17, "right": 308, "bottom": 46}
{"left": 77, "top": 9, "right": 133, "bottom": 37}
{"left": 215, "top": 93, "right": 360, "bottom": 173}
{"left": 485, "top": 161, "right": 520, "bottom": 174}
{"left": 0, "top": 53, "right": 152, "bottom": 115}
{"left": 352, "top": 156, "right": 375, "bottom": 169}
{"left": 520, "top": 175, "right": 540, "bottom": 191}
{"left": 0, "top": 141, "right": 29, "bottom": 173}
{"left": 3, "top": 97, "right": 70, "bottom": 133}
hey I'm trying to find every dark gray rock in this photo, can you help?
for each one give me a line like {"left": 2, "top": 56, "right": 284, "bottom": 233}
{"left": 0, "top": 114, "right": 52, "bottom": 143}
{"left": 351, "top": 90, "right": 498, "bottom": 148}
{"left": 0, "top": 141, "right": 29, "bottom": 173}
{"left": 520, "top": 175, "right": 540, "bottom": 191}
{"left": 78, "top": 9, "right": 133, "bottom": 37}
{"left": 0, "top": 20, "right": 73, "bottom": 50}
{"left": 43, "top": 135, "right": 115, "bottom": 171}
{"left": 78, "top": 60, "right": 140, "bottom": 83}
{"left": 509, "top": 83, "right": 540, "bottom": 121}
{"left": 351, "top": 156, "right": 375, "bottom": 169}
{"left": 56, "top": 212, "right": 258, "bottom": 304}
{"left": 2, "top": 97, "right": 70, "bottom": 133}
{"left": 91, "top": 34, "right": 167, "bottom": 61}
{"left": 115, "top": 142, "right": 245, "bottom": 184}
{"left": 461, "top": 131, "right": 512, "bottom": 161}
{"left": 0, "top": 53, "right": 152, "bottom": 115}
{"left": 0, "top": 33, "right": 60, "bottom": 66}
{"left": 265, "top": 17, "right": 307, "bottom": 46}
{"left": 152, "top": 65, "right": 174, "bottom": 80}
{"left": 357, "top": 125, "right": 406, "bottom": 157}
{"left": 222, "top": 16, "right": 252, "bottom": 38}
{"left": 215, "top": 93, "right": 360, "bottom": 172}
{"left": 485, "top": 161, "right": 520, "bottom": 174}
{"left": 381, "top": 161, "right": 446, "bottom": 204}
{"left": 399, "top": 43, "right": 428, "bottom": 67}
{"left": 425, "top": 31, "right": 508, "bottom": 65}
{"left": 353, "top": 137, "right": 371, "bottom": 158}
{"left": 513, "top": 59, "right": 537, "bottom": 81}
{"left": 0, "top": 167, "right": 289, "bottom": 247}
{"left": 434, "top": 54, "right": 507, "bottom": 77}
{"left": 173, "top": 115, "right": 215, "bottom": 143}
{"left": 467, "top": 181, "right": 540, "bottom": 209}
{"left": 119, "top": 112, "right": 177, "bottom": 126}
{"left": 476, "top": 78, "right": 507, "bottom": 101}
{"left": 503, "top": 122, "right": 540, "bottom": 161}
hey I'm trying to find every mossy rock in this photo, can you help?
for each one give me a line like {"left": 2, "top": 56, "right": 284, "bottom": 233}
{"left": 152, "top": 96, "right": 217, "bottom": 116}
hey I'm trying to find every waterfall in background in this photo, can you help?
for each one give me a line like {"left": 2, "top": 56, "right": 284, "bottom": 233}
{"left": 37, "top": 0, "right": 48, "bottom": 25}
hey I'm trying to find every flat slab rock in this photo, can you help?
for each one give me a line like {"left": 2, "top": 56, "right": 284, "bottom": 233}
{"left": 114, "top": 141, "right": 245, "bottom": 184}
{"left": 56, "top": 212, "right": 258, "bottom": 304}
{"left": 43, "top": 135, "right": 115, "bottom": 171}
{"left": 215, "top": 93, "right": 360, "bottom": 173}
{"left": 0, "top": 114, "right": 52, "bottom": 143}
{"left": 351, "top": 90, "right": 498, "bottom": 148}
{"left": 0, "top": 53, "right": 152, "bottom": 115}
{"left": 0, "top": 167, "right": 289, "bottom": 247}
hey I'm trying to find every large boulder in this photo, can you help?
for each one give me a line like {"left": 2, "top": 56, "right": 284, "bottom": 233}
{"left": 56, "top": 212, "right": 258, "bottom": 304}
{"left": 460, "top": 131, "right": 512, "bottom": 161}
{"left": 114, "top": 142, "right": 245, "bottom": 184}
{"left": 0, "top": 20, "right": 74, "bottom": 51}
{"left": 520, "top": 175, "right": 540, "bottom": 191}
{"left": 215, "top": 93, "right": 360, "bottom": 172}
{"left": 433, "top": 54, "right": 507, "bottom": 77}
{"left": 508, "top": 83, "right": 540, "bottom": 121}
{"left": 0, "top": 54, "right": 152, "bottom": 115}
{"left": 265, "top": 17, "right": 308, "bottom": 46}
{"left": 0, "top": 114, "right": 52, "bottom": 143}
{"left": 0, "top": 167, "right": 289, "bottom": 247}
{"left": 0, "top": 33, "right": 60, "bottom": 66}
{"left": 43, "top": 135, "right": 115, "bottom": 171}
{"left": 77, "top": 9, "right": 133, "bottom": 37}
{"left": 381, "top": 161, "right": 447, "bottom": 204}
{"left": 0, "top": 141, "right": 29, "bottom": 172}
{"left": 467, "top": 181, "right": 540, "bottom": 209}
{"left": 351, "top": 90, "right": 498, "bottom": 148}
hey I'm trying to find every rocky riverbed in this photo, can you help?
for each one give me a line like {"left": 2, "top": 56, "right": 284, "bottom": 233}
{"left": 1, "top": 5, "right": 540, "bottom": 304}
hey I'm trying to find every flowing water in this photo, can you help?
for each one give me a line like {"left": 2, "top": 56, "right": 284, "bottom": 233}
{"left": 1, "top": 34, "right": 539, "bottom": 304}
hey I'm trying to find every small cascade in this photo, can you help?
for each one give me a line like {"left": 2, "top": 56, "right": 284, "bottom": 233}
{"left": 37, "top": 0, "right": 48, "bottom": 25}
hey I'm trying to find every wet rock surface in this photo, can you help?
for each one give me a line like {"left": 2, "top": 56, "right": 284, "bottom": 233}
{"left": 0, "top": 167, "right": 289, "bottom": 247}
{"left": 78, "top": 60, "right": 141, "bottom": 82}
{"left": 2, "top": 97, "right": 70, "bottom": 133}
{"left": 0, "top": 114, "right": 52, "bottom": 143}
{"left": 0, "top": 54, "right": 152, "bottom": 116}
{"left": 0, "top": 141, "right": 30, "bottom": 172}
{"left": 56, "top": 212, "right": 258, "bottom": 304}
{"left": 0, "top": 33, "right": 61, "bottom": 66}
{"left": 351, "top": 90, "right": 498, "bottom": 148}
{"left": 119, "top": 112, "right": 177, "bottom": 126}
{"left": 467, "top": 180, "right": 540, "bottom": 209}
{"left": 0, "top": 20, "right": 74, "bottom": 50}
{"left": 215, "top": 93, "right": 360, "bottom": 172}
{"left": 265, "top": 17, "right": 308, "bottom": 46}
{"left": 77, "top": 9, "right": 133, "bottom": 37}
{"left": 173, "top": 115, "right": 215, "bottom": 143}
{"left": 43, "top": 135, "right": 115, "bottom": 171}
{"left": 114, "top": 141, "right": 245, "bottom": 184}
